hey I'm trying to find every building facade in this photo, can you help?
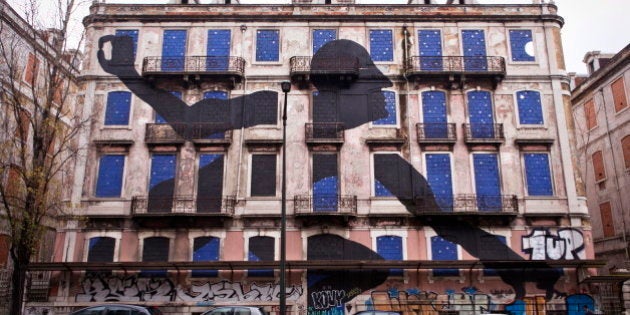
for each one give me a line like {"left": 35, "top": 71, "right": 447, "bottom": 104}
{"left": 26, "top": 0, "right": 604, "bottom": 314}
{"left": 570, "top": 45, "right": 630, "bottom": 314}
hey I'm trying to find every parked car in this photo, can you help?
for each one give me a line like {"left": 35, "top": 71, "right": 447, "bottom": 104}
{"left": 70, "top": 304, "right": 163, "bottom": 315}
{"left": 354, "top": 311, "right": 401, "bottom": 315}
{"left": 201, "top": 306, "right": 268, "bottom": 315}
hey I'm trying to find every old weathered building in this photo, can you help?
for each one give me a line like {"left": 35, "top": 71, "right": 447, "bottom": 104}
{"left": 570, "top": 45, "right": 630, "bottom": 314}
{"left": 25, "top": 0, "right": 607, "bottom": 314}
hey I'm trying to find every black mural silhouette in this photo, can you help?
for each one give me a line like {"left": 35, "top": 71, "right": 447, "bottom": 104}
{"left": 98, "top": 35, "right": 562, "bottom": 305}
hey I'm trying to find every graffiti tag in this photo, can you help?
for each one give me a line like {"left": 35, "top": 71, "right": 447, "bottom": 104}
{"left": 522, "top": 228, "right": 585, "bottom": 260}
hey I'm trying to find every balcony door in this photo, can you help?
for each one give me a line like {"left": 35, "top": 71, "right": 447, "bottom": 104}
{"left": 422, "top": 91, "right": 448, "bottom": 138}
{"left": 197, "top": 154, "right": 224, "bottom": 213}
{"left": 467, "top": 90, "right": 495, "bottom": 138}
{"left": 161, "top": 30, "right": 187, "bottom": 71}
{"left": 462, "top": 29, "right": 487, "bottom": 71}
{"left": 425, "top": 154, "right": 453, "bottom": 212}
{"left": 472, "top": 153, "right": 502, "bottom": 212}
{"left": 312, "top": 154, "right": 339, "bottom": 212}
{"left": 206, "top": 30, "right": 231, "bottom": 71}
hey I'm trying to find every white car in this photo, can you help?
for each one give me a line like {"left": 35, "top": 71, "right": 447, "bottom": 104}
{"left": 201, "top": 306, "right": 268, "bottom": 315}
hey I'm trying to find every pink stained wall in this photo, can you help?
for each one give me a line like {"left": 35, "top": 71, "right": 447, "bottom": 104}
{"left": 119, "top": 231, "right": 139, "bottom": 261}
{"left": 287, "top": 230, "right": 302, "bottom": 260}
{"left": 349, "top": 230, "right": 372, "bottom": 249}
{"left": 223, "top": 231, "right": 244, "bottom": 260}
{"left": 173, "top": 230, "right": 189, "bottom": 261}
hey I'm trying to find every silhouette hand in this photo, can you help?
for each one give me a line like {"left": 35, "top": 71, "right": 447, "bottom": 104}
{"left": 97, "top": 35, "right": 139, "bottom": 78}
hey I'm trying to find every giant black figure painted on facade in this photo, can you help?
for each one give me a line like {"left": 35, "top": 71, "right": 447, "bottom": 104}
{"left": 97, "top": 35, "right": 563, "bottom": 311}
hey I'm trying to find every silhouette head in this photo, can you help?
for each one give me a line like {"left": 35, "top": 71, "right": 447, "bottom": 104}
{"left": 310, "top": 39, "right": 393, "bottom": 129}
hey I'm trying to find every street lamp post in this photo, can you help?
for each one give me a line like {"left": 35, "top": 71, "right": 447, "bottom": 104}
{"left": 280, "top": 81, "right": 291, "bottom": 315}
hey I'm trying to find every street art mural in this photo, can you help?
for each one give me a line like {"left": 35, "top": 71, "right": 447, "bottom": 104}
{"left": 366, "top": 288, "right": 593, "bottom": 315}
{"left": 522, "top": 228, "right": 586, "bottom": 260}
{"left": 76, "top": 274, "right": 304, "bottom": 303}
{"left": 97, "top": 35, "right": 589, "bottom": 313}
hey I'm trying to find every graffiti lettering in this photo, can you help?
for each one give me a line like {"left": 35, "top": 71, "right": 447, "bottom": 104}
{"left": 76, "top": 274, "right": 303, "bottom": 303}
{"left": 310, "top": 290, "right": 346, "bottom": 310}
{"left": 522, "top": 228, "right": 585, "bottom": 260}
{"left": 76, "top": 274, "right": 174, "bottom": 302}
{"left": 307, "top": 306, "right": 345, "bottom": 315}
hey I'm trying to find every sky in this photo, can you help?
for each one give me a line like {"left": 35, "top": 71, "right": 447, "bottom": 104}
{"left": 19, "top": 0, "right": 630, "bottom": 74}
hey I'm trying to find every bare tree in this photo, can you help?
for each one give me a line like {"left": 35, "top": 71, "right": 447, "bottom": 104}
{"left": 0, "top": 0, "right": 88, "bottom": 313}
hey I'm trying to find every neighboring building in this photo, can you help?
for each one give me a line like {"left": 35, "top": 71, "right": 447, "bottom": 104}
{"left": 571, "top": 45, "right": 630, "bottom": 314}
{"left": 27, "top": 0, "right": 603, "bottom": 314}
{"left": 0, "top": 0, "right": 82, "bottom": 313}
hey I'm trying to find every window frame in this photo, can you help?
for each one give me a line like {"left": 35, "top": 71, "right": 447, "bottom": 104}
{"left": 254, "top": 29, "right": 282, "bottom": 64}
{"left": 195, "top": 152, "right": 227, "bottom": 199}
{"left": 138, "top": 232, "right": 175, "bottom": 263}
{"left": 426, "top": 230, "right": 463, "bottom": 279}
{"left": 94, "top": 154, "right": 126, "bottom": 198}
{"left": 371, "top": 230, "right": 407, "bottom": 277}
{"left": 521, "top": 151, "right": 555, "bottom": 197}
{"left": 248, "top": 153, "right": 279, "bottom": 197}
{"left": 514, "top": 89, "right": 546, "bottom": 127}
{"left": 591, "top": 150, "right": 607, "bottom": 183}
{"left": 368, "top": 28, "right": 395, "bottom": 63}
{"left": 507, "top": 28, "right": 537, "bottom": 63}
{"left": 583, "top": 98, "right": 598, "bottom": 130}
{"left": 83, "top": 233, "right": 121, "bottom": 263}
{"left": 459, "top": 28, "right": 489, "bottom": 58}
{"left": 422, "top": 152, "right": 455, "bottom": 206}
{"left": 147, "top": 153, "right": 179, "bottom": 194}
{"left": 103, "top": 90, "right": 133, "bottom": 127}
{"left": 622, "top": 135, "right": 630, "bottom": 170}
{"left": 469, "top": 152, "right": 503, "bottom": 197}
{"left": 419, "top": 88, "right": 450, "bottom": 124}
{"left": 369, "top": 89, "right": 400, "bottom": 128}
{"left": 611, "top": 76, "right": 629, "bottom": 114}
{"left": 370, "top": 151, "right": 405, "bottom": 198}
{"left": 311, "top": 28, "right": 338, "bottom": 55}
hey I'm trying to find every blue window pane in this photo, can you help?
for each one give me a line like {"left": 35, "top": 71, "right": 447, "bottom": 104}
{"left": 473, "top": 154, "right": 502, "bottom": 211}
{"left": 516, "top": 90, "right": 544, "bottom": 125}
{"left": 161, "top": 30, "right": 187, "bottom": 71}
{"left": 115, "top": 29, "right": 138, "bottom": 60}
{"left": 377, "top": 236, "right": 403, "bottom": 276}
{"left": 206, "top": 29, "right": 231, "bottom": 70}
{"left": 524, "top": 153, "right": 553, "bottom": 196}
{"left": 375, "top": 180, "right": 393, "bottom": 197}
{"left": 256, "top": 30, "right": 279, "bottom": 62}
{"left": 418, "top": 30, "right": 442, "bottom": 70}
{"left": 373, "top": 91, "right": 397, "bottom": 125}
{"left": 509, "top": 30, "right": 535, "bottom": 62}
{"left": 149, "top": 155, "right": 176, "bottom": 190}
{"left": 156, "top": 91, "right": 181, "bottom": 124}
{"left": 193, "top": 237, "right": 220, "bottom": 277}
{"left": 467, "top": 91, "right": 495, "bottom": 138}
{"left": 95, "top": 155, "right": 125, "bottom": 197}
{"left": 462, "top": 30, "right": 487, "bottom": 71}
{"left": 426, "top": 154, "right": 453, "bottom": 211}
{"left": 431, "top": 236, "right": 458, "bottom": 276}
{"left": 313, "top": 29, "right": 337, "bottom": 54}
{"left": 369, "top": 29, "right": 393, "bottom": 62}
{"left": 422, "top": 91, "right": 448, "bottom": 138}
{"left": 104, "top": 91, "right": 131, "bottom": 125}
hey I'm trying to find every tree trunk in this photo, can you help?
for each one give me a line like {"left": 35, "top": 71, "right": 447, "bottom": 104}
{"left": 10, "top": 263, "right": 27, "bottom": 315}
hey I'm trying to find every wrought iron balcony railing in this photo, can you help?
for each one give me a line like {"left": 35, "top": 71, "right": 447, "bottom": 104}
{"left": 413, "top": 194, "right": 518, "bottom": 214}
{"left": 462, "top": 123, "right": 504, "bottom": 143}
{"left": 131, "top": 195, "right": 236, "bottom": 215}
{"left": 305, "top": 122, "right": 345, "bottom": 143}
{"left": 142, "top": 56, "right": 245, "bottom": 77}
{"left": 405, "top": 56, "right": 506, "bottom": 76}
{"left": 294, "top": 194, "right": 357, "bottom": 215}
{"left": 416, "top": 123, "right": 457, "bottom": 143}
{"left": 145, "top": 123, "right": 232, "bottom": 143}
{"left": 290, "top": 56, "right": 360, "bottom": 76}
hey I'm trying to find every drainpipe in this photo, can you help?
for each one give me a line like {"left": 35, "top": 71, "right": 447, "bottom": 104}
{"left": 598, "top": 88, "right": 630, "bottom": 261}
{"left": 235, "top": 24, "right": 247, "bottom": 201}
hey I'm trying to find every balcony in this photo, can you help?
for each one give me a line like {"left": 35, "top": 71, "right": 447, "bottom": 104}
{"left": 416, "top": 123, "right": 457, "bottom": 144}
{"left": 131, "top": 195, "right": 236, "bottom": 228}
{"left": 462, "top": 123, "right": 504, "bottom": 145}
{"left": 290, "top": 56, "right": 360, "bottom": 88}
{"left": 405, "top": 56, "right": 506, "bottom": 89}
{"left": 145, "top": 123, "right": 232, "bottom": 145}
{"left": 142, "top": 56, "right": 245, "bottom": 88}
{"left": 305, "top": 122, "right": 345, "bottom": 145}
{"left": 413, "top": 194, "right": 518, "bottom": 215}
{"left": 294, "top": 194, "right": 357, "bottom": 226}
